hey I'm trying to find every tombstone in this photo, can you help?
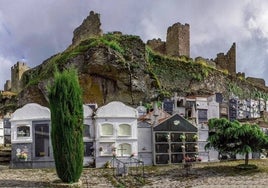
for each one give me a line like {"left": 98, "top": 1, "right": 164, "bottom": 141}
{"left": 10, "top": 103, "right": 52, "bottom": 168}
{"left": 94, "top": 101, "right": 138, "bottom": 168}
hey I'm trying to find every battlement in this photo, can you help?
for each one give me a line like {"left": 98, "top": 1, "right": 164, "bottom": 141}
{"left": 10, "top": 61, "right": 30, "bottom": 93}
{"left": 11, "top": 61, "right": 28, "bottom": 70}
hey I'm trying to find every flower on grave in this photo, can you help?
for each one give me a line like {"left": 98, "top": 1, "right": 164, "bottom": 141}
{"left": 99, "top": 146, "right": 103, "bottom": 152}
{"left": 184, "top": 155, "right": 196, "bottom": 162}
{"left": 193, "top": 134, "right": 198, "bottom": 141}
{"left": 181, "top": 145, "right": 185, "bottom": 149}
{"left": 194, "top": 145, "right": 199, "bottom": 149}
{"left": 16, "top": 151, "right": 28, "bottom": 160}
{"left": 166, "top": 134, "right": 170, "bottom": 140}
{"left": 180, "top": 134, "right": 186, "bottom": 141}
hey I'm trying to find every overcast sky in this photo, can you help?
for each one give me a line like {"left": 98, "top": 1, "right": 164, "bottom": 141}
{"left": 1, "top": 0, "right": 268, "bottom": 90}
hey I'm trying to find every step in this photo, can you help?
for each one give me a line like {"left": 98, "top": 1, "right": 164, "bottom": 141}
{"left": 0, "top": 150, "right": 11, "bottom": 156}
{"left": 0, "top": 156, "right": 11, "bottom": 162}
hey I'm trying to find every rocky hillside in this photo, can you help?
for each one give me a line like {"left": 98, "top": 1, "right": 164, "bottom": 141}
{"left": 13, "top": 32, "right": 268, "bottom": 109}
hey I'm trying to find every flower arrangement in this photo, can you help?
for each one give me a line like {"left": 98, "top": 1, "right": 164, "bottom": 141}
{"left": 180, "top": 134, "right": 186, "bottom": 141}
{"left": 184, "top": 155, "right": 202, "bottom": 162}
{"left": 16, "top": 151, "right": 28, "bottom": 160}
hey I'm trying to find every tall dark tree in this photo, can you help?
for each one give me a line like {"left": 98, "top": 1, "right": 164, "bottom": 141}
{"left": 48, "top": 68, "right": 84, "bottom": 183}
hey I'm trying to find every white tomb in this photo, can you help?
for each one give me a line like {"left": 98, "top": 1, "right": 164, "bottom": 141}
{"left": 94, "top": 101, "right": 138, "bottom": 168}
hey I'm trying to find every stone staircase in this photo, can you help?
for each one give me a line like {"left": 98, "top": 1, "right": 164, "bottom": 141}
{"left": 0, "top": 145, "right": 11, "bottom": 163}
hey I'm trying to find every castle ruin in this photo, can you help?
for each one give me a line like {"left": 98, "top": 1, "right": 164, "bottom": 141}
{"left": 214, "top": 42, "right": 236, "bottom": 75}
{"left": 147, "top": 22, "right": 190, "bottom": 57}
{"left": 72, "top": 11, "right": 103, "bottom": 46}
{"left": 4, "top": 61, "right": 30, "bottom": 93}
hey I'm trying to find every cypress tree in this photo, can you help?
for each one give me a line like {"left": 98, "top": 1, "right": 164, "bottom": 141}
{"left": 48, "top": 68, "right": 84, "bottom": 183}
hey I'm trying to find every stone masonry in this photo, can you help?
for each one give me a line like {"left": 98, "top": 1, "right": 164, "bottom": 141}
{"left": 146, "top": 38, "right": 166, "bottom": 55}
{"left": 147, "top": 22, "right": 190, "bottom": 57}
{"left": 166, "top": 22, "right": 190, "bottom": 57}
{"left": 10, "top": 62, "right": 30, "bottom": 93}
{"left": 214, "top": 42, "right": 236, "bottom": 75}
{"left": 72, "top": 11, "right": 103, "bottom": 46}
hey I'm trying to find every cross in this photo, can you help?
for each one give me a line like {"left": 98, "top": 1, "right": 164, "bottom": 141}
{"left": 117, "top": 145, "right": 127, "bottom": 157}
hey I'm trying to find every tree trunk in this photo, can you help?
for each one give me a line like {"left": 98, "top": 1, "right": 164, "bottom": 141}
{"left": 245, "top": 152, "right": 249, "bottom": 165}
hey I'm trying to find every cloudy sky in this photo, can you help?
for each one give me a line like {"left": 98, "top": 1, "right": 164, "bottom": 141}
{"left": 1, "top": 0, "right": 268, "bottom": 90}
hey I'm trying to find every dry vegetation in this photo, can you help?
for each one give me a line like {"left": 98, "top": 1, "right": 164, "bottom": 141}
{"left": 1, "top": 159, "right": 268, "bottom": 187}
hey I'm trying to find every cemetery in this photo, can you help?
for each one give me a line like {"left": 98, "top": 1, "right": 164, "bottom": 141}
{"left": 1, "top": 91, "right": 266, "bottom": 170}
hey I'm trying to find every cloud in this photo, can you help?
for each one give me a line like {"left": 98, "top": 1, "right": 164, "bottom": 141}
{"left": 1, "top": 0, "right": 268, "bottom": 90}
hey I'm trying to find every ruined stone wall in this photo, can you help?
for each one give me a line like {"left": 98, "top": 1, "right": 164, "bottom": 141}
{"left": 72, "top": 11, "right": 103, "bottom": 46}
{"left": 214, "top": 43, "right": 236, "bottom": 75}
{"left": 4, "top": 80, "right": 11, "bottom": 91}
{"left": 147, "top": 38, "right": 166, "bottom": 55}
{"left": 11, "top": 62, "right": 30, "bottom": 93}
{"left": 246, "top": 77, "right": 266, "bottom": 87}
{"left": 166, "top": 22, "right": 190, "bottom": 57}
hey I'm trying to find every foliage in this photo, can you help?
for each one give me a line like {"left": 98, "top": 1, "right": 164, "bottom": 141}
{"left": 206, "top": 118, "right": 268, "bottom": 165}
{"left": 48, "top": 68, "right": 84, "bottom": 183}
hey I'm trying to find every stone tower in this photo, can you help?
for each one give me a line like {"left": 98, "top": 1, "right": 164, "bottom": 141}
{"left": 214, "top": 43, "right": 236, "bottom": 75}
{"left": 166, "top": 22, "right": 190, "bottom": 57}
{"left": 72, "top": 11, "right": 103, "bottom": 46}
{"left": 11, "top": 61, "right": 30, "bottom": 93}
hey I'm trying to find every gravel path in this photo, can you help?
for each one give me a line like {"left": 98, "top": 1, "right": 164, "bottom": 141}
{"left": 1, "top": 160, "right": 268, "bottom": 187}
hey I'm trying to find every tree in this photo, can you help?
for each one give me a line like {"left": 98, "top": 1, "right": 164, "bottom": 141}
{"left": 206, "top": 118, "right": 268, "bottom": 165}
{"left": 48, "top": 68, "right": 84, "bottom": 183}
{"left": 205, "top": 118, "right": 239, "bottom": 158}
{"left": 234, "top": 123, "right": 268, "bottom": 165}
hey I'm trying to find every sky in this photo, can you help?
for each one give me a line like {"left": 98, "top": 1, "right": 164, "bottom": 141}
{"left": 1, "top": 0, "right": 268, "bottom": 90}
